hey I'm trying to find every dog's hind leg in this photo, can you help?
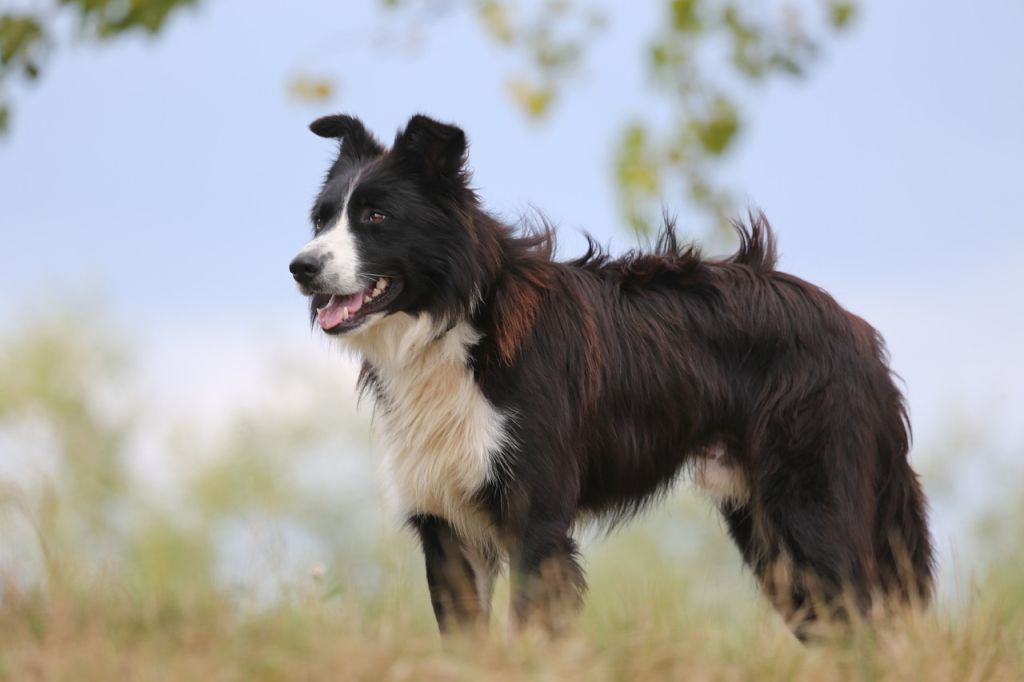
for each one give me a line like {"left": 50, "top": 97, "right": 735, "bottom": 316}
{"left": 721, "top": 501, "right": 825, "bottom": 640}
{"left": 410, "top": 515, "right": 497, "bottom": 634}
{"left": 723, "top": 465, "right": 872, "bottom": 641}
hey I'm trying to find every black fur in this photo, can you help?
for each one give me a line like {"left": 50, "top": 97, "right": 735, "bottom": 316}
{"left": 295, "top": 114, "right": 935, "bottom": 638}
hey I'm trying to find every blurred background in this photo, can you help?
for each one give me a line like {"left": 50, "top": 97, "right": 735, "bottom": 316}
{"left": 1, "top": 1, "right": 1023, "bottom": 673}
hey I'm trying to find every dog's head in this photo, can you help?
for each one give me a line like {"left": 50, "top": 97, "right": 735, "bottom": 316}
{"left": 290, "top": 114, "right": 484, "bottom": 337}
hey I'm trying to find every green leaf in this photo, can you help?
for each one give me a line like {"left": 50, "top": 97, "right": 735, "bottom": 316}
{"left": 57, "top": 0, "right": 197, "bottom": 38}
{"left": 0, "top": 13, "right": 46, "bottom": 66}
{"left": 616, "top": 124, "right": 660, "bottom": 195}
{"left": 670, "top": 0, "right": 702, "bottom": 33}
{"left": 477, "top": 0, "right": 516, "bottom": 45}
{"left": 691, "top": 95, "right": 740, "bottom": 156}
{"left": 827, "top": 1, "right": 858, "bottom": 30}
{"left": 507, "top": 77, "right": 555, "bottom": 118}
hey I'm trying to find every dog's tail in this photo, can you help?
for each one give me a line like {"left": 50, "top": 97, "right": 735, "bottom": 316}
{"left": 730, "top": 210, "right": 779, "bottom": 273}
{"left": 874, "top": 451, "right": 936, "bottom": 607}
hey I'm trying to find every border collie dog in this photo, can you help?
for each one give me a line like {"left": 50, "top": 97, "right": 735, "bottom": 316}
{"left": 289, "top": 114, "right": 934, "bottom": 638}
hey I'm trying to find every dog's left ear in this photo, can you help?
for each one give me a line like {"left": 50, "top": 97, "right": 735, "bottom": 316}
{"left": 309, "top": 114, "right": 385, "bottom": 161}
{"left": 392, "top": 115, "right": 468, "bottom": 187}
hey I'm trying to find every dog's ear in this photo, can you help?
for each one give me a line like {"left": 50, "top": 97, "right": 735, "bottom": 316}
{"left": 392, "top": 114, "right": 468, "bottom": 187}
{"left": 309, "top": 114, "right": 385, "bottom": 160}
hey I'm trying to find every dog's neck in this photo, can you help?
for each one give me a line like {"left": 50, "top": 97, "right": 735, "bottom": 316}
{"left": 344, "top": 310, "right": 475, "bottom": 376}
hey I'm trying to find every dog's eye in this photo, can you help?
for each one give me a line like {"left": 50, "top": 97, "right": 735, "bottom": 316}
{"left": 366, "top": 210, "right": 388, "bottom": 225}
{"left": 313, "top": 209, "right": 331, "bottom": 232}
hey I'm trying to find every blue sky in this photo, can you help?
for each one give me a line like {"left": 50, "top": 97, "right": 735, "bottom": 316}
{"left": 1, "top": 0, "right": 1022, "bottom": 453}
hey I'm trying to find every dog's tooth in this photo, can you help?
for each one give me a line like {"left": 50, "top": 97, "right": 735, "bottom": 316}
{"left": 343, "top": 307, "right": 349, "bottom": 320}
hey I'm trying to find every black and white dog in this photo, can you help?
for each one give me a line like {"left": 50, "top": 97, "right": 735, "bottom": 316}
{"left": 289, "top": 114, "right": 934, "bottom": 638}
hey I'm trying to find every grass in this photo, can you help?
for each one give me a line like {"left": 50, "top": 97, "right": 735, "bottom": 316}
{"left": 2, "top": 524, "right": 1022, "bottom": 682}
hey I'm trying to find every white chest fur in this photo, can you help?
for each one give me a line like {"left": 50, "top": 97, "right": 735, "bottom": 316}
{"left": 347, "top": 314, "right": 511, "bottom": 538}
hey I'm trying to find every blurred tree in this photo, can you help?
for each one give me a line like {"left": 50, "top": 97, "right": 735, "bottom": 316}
{"left": 0, "top": 0, "right": 197, "bottom": 133}
{"left": 0, "top": 306, "right": 132, "bottom": 586}
{"left": 371, "top": 0, "right": 859, "bottom": 234}
{"left": 1, "top": 0, "right": 857, "bottom": 234}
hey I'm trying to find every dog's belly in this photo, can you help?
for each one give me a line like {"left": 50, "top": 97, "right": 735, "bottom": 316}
{"left": 361, "top": 317, "right": 511, "bottom": 542}
{"left": 692, "top": 442, "right": 749, "bottom": 505}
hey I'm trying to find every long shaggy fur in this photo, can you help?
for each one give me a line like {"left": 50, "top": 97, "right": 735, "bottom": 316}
{"left": 293, "top": 114, "right": 935, "bottom": 639}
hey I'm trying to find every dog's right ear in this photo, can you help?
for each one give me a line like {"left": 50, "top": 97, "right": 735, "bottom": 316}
{"left": 309, "top": 114, "right": 385, "bottom": 161}
{"left": 392, "top": 115, "right": 469, "bottom": 190}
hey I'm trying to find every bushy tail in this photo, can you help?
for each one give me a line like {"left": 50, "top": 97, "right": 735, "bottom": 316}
{"left": 875, "top": 458, "right": 936, "bottom": 606}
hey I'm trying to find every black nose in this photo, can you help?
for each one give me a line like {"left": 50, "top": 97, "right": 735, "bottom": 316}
{"left": 289, "top": 253, "right": 323, "bottom": 285}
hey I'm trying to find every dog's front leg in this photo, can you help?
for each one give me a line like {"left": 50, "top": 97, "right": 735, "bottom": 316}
{"left": 410, "top": 514, "right": 493, "bottom": 634}
{"left": 508, "top": 510, "right": 586, "bottom": 636}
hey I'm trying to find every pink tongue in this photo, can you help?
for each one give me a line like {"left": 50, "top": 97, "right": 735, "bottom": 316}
{"left": 317, "top": 289, "right": 366, "bottom": 329}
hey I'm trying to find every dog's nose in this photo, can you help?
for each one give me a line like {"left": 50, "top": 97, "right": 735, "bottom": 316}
{"left": 290, "top": 253, "right": 323, "bottom": 285}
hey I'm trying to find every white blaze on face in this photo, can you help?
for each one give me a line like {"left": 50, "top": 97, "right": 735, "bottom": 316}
{"left": 294, "top": 181, "right": 363, "bottom": 293}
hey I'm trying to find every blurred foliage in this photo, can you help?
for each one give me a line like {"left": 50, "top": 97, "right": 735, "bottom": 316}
{"left": 0, "top": 13, "right": 44, "bottom": 132}
{"left": 3, "top": 0, "right": 858, "bottom": 237}
{"left": 377, "top": 0, "right": 859, "bottom": 235}
{"left": 287, "top": 74, "right": 335, "bottom": 103}
{"left": 0, "top": 308, "right": 377, "bottom": 610}
{"left": 622, "top": 0, "right": 858, "bottom": 234}
{"left": 0, "top": 307, "right": 130, "bottom": 581}
{"left": 0, "top": 0, "right": 196, "bottom": 133}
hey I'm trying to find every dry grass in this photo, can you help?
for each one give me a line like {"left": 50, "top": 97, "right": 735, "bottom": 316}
{"left": 2, "top": 537, "right": 1022, "bottom": 682}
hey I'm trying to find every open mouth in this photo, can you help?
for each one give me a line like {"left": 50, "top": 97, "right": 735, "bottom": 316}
{"left": 316, "top": 277, "right": 399, "bottom": 334}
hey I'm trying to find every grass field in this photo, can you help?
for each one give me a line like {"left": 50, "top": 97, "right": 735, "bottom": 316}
{"left": 2, "top": 315, "right": 1023, "bottom": 681}
{"left": 2, "top": 525, "right": 1023, "bottom": 682}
